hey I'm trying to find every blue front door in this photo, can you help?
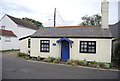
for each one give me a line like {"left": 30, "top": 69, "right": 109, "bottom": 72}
{"left": 61, "top": 41, "right": 70, "bottom": 61}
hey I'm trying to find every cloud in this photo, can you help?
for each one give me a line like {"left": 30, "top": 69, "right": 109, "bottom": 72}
{"left": 0, "top": 0, "right": 119, "bottom": 26}
{"left": 1, "top": 2, "right": 35, "bottom": 15}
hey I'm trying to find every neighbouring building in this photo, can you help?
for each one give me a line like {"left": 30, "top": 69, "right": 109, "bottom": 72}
{"left": 0, "top": 29, "right": 18, "bottom": 50}
{"left": 19, "top": 0, "right": 113, "bottom": 62}
{"left": 118, "top": 1, "right": 120, "bottom": 21}
{"left": 109, "top": 1, "right": 120, "bottom": 38}
{"left": 0, "top": 14, "right": 37, "bottom": 50}
{"left": 109, "top": 21, "right": 120, "bottom": 38}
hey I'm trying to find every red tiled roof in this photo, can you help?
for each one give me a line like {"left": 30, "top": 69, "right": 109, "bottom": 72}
{"left": 0, "top": 29, "right": 17, "bottom": 37}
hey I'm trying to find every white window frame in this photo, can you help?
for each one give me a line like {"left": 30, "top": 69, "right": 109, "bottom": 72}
{"left": 5, "top": 37, "right": 10, "bottom": 42}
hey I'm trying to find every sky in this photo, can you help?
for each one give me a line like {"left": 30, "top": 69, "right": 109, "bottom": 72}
{"left": 0, "top": 0, "right": 119, "bottom": 27}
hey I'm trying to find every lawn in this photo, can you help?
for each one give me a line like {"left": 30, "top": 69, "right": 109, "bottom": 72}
{"left": 0, "top": 49, "right": 20, "bottom": 52}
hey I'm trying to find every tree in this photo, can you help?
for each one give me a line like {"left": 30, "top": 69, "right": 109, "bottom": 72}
{"left": 79, "top": 14, "right": 102, "bottom": 26}
{"left": 22, "top": 17, "right": 42, "bottom": 29}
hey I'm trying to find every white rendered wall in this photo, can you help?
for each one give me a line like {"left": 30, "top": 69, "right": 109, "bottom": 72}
{"left": 20, "top": 37, "right": 31, "bottom": 55}
{"left": 24, "top": 38, "right": 112, "bottom": 63}
{"left": 31, "top": 38, "right": 61, "bottom": 58}
{"left": 0, "top": 36, "right": 19, "bottom": 50}
{"left": 69, "top": 38, "right": 112, "bottom": 63}
{"left": 0, "top": 15, "right": 36, "bottom": 50}
{"left": 0, "top": 15, "right": 36, "bottom": 38}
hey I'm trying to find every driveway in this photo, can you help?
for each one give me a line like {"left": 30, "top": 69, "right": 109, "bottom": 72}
{"left": 2, "top": 51, "right": 119, "bottom": 79}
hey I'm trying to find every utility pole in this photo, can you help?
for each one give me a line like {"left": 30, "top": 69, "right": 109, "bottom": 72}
{"left": 54, "top": 8, "right": 56, "bottom": 27}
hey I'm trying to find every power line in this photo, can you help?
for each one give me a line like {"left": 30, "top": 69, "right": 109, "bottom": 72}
{"left": 56, "top": 10, "right": 67, "bottom": 26}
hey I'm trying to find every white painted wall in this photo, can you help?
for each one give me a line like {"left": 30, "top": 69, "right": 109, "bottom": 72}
{"left": 70, "top": 38, "right": 112, "bottom": 63}
{"left": 31, "top": 38, "right": 61, "bottom": 58}
{"left": 20, "top": 37, "right": 30, "bottom": 55}
{"left": 0, "top": 15, "right": 36, "bottom": 50}
{"left": 0, "top": 15, "right": 36, "bottom": 38}
{"left": 0, "top": 36, "right": 19, "bottom": 50}
{"left": 20, "top": 38, "right": 112, "bottom": 63}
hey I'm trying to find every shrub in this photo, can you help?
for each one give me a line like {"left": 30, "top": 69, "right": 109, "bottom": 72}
{"left": 43, "top": 58, "right": 48, "bottom": 62}
{"left": 89, "top": 61, "right": 97, "bottom": 64}
{"left": 66, "top": 59, "right": 75, "bottom": 65}
{"left": 98, "top": 62, "right": 105, "bottom": 68}
{"left": 108, "top": 63, "right": 113, "bottom": 68}
{"left": 49, "top": 57, "right": 56, "bottom": 62}
{"left": 53, "top": 57, "right": 61, "bottom": 63}
{"left": 53, "top": 59, "right": 60, "bottom": 63}
{"left": 98, "top": 62, "right": 111, "bottom": 69}
{"left": 31, "top": 57, "right": 37, "bottom": 60}
{"left": 74, "top": 60, "right": 81, "bottom": 65}
{"left": 43, "top": 57, "right": 56, "bottom": 63}
{"left": 71, "top": 62, "right": 77, "bottom": 66}
{"left": 17, "top": 52, "right": 26, "bottom": 57}
{"left": 66, "top": 59, "right": 88, "bottom": 66}
{"left": 77, "top": 59, "right": 87, "bottom": 66}
{"left": 103, "top": 63, "right": 110, "bottom": 69}
{"left": 37, "top": 56, "right": 41, "bottom": 61}
{"left": 24, "top": 55, "right": 30, "bottom": 60}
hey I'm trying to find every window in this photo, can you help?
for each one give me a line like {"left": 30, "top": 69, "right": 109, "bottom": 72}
{"left": 80, "top": 41, "right": 96, "bottom": 53}
{"left": 28, "top": 39, "right": 31, "bottom": 48}
{"left": 1, "top": 26, "right": 5, "bottom": 29}
{"left": 40, "top": 40, "right": 50, "bottom": 52}
{"left": 5, "top": 37, "right": 10, "bottom": 42}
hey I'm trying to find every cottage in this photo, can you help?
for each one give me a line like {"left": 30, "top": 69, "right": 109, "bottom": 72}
{"left": 0, "top": 29, "right": 18, "bottom": 50}
{"left": 0, "top": 14, "right": 37, "bottom": 50}
{"left": 20, "top": 25, "right": 113, "bottom": 62}
{"left": 19, "top": 0, "right": 113, "bottom": 62}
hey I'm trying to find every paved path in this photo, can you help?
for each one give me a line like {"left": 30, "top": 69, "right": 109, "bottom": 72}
{"left": 2, "top": 51, "right": 119, "bottom": 79}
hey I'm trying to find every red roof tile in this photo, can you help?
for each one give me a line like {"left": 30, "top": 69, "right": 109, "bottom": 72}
{"left": 0, "top": 29, "right": 17, "bottom": 37}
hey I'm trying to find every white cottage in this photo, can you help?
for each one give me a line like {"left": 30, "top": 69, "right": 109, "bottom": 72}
{"left": 20, "top": 0, "right": 113, "bottom": 62}
{"left": 20, "top": 25, "right": 113, "bottom": 63}
{"left": 0, "top": 14, "right": 37, "bottom": 50}
{"left": 0, "top": 29, "right": 18, "bottom": 50}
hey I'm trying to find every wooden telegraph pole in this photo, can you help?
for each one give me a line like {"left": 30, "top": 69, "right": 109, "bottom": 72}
{"left": 54, "top": 8, "right": 56, "bottom": 27}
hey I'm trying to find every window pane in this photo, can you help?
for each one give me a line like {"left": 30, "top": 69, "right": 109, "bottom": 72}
{"left": 81, "top": 42, "right": 83, "bottom": 44}
{"left": 84, "top": 45, "right": 87, "bottom": 48}
{"left": 92, "top": 46, "right": 95, "bottom": 48}
{"left": 92, "top": 42, "right": 95, "bottom": 45}
{"left": 88, "top": 42, "right": 92, "bottom": 45}
{"left": 81, "top": 48, "right": 83, "bottom": 51}
{"left": 41, "top": 40, "right": 50, "bottom": 52}
{"left": 81, "top": 45, "right": 84, "bottom": 48}
{"left": 84, "top": 42, "right": 87, "bottom": 45}
{"left": 88, "top": 46, "right": 92, "bottom": 49}
{"left": 80, "top": 41, "right": 96, "bottom": 53}
{"left": 84, "top": 49, "right": 87, "bottom": 52}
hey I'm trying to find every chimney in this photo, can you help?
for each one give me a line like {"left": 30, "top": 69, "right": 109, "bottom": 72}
{"left": 101, "top": 0, "right": 109, "bottom": 28}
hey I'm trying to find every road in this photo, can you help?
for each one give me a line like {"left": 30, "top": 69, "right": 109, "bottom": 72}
{"left": 2, "top": 51, "right": 119, "bottom": 79}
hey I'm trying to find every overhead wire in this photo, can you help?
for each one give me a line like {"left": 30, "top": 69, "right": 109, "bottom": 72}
{"left": 56, "top": 10, "right": 67, "bottom": 26}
